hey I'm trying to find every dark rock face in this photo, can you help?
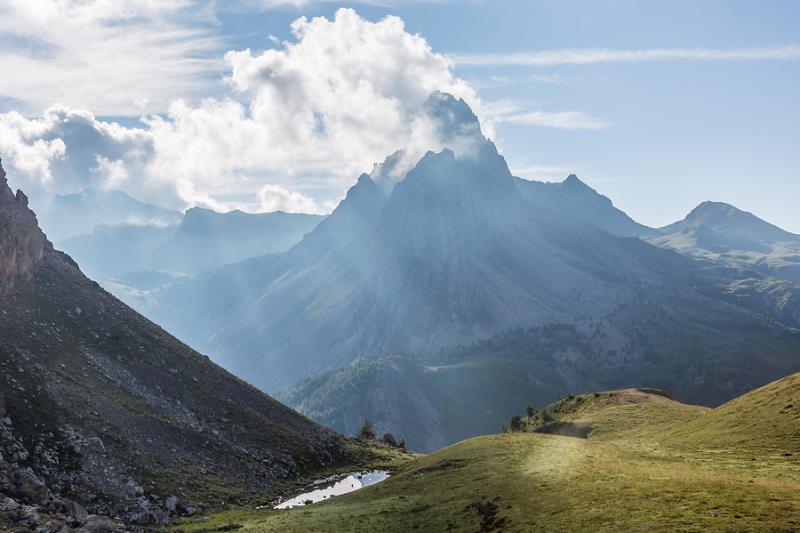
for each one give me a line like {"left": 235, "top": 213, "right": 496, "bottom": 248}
{"left": 0, "top": 157, "right": 356, "bottom": 530}
{"left": 0, "top": 158, "right": 50, "bottom": 296}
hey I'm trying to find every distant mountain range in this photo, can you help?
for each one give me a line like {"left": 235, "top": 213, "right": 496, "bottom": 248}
{"left": 34, "top": 188, "right": 182, "bottom": 243}
{"left": 93, "top": 94, "right": 799, "bottom": 451}
{"left": 648, "top": 200, "right": 800, "bottom": 283}
{"left": 0, "top": 158, "right": 353, "bottom": 527}
{"left": 149, "top": 207, "right": 323, "bottom": 275}
{"left": 55, "top": 199, "right": 324, "bottom": 284}
{"left": 23, "top": 93, "right": 800, "bottom": 452}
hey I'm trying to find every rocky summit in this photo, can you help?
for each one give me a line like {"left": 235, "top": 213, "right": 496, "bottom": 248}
{"left": 0, "top": 157, "right": 356, "bottom": 531}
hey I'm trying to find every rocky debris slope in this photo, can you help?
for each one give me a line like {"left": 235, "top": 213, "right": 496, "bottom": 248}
{"left": 0, "top": 156, "right": 355, "bottom": 531}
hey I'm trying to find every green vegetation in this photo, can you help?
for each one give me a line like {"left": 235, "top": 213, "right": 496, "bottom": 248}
{"left": 170, "top": 374, "right": 800, "bottom": 531}
{"left": 280, "top": 304, "right": 800, "bottom": 453}
{"left": 357, "top": 417, "right": 376, "bottom": 440}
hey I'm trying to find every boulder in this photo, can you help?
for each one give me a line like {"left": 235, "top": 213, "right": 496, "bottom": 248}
{"left": 16, "top": 503, "right": 40, "bottom": 526}
{"left": 12, "top": 469, "right": 49, "bottom": 505}
{"left": 381, "top": 432, "right": 399, "bottom": 447}
{"left": 85, "top": 437, "right": 105, "bottom": 454}
{"left": 75, "top": 514, "right": 126, "bottom": 532}
{"left": 65, "top": 498, "right": 89, "bottom": 522}
{"left": 0, "top": 495, "right": 19, "bottom": 511}
{"left": 39, "top": 518, "right": 71, "bottom": 533}
{"left": 165, "top": 495, "right": 178, "bottom": 512}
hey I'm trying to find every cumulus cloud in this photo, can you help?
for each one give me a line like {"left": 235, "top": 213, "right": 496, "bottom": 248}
{"left": 140, "top": 8, "right": 484, "bottom": 209}
{"left": 0, "top": 112, "right": 66, "bottom": 185}
{"left": 1, "top": 8, "right": 488, "bottom": 213}
{"left": 0, "top": 105, "right": 153, "bottom": 198}
{"left": 1, "top": 7, "right": 590, "bottom": 215}
{"left": 257, "top": 184, "right": 326, "bottom": 214}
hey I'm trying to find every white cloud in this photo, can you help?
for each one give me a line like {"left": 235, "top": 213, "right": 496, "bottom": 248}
{"left": 92, "top": 156, "right": 130, "bottom": 190}
{"left": 239, "top": 0, "right": 446, "bottom": 8}
{"left": 140, "top": 8, "right": 484, "bottom": 208}
{"left": 484, "top": 100, "right": 608, "bottom": 131}
{"left": 0, "top": 105, "right": 152, "bottom": 196}
{"left": 500, "top": 110, "right": 609, "bottom": 130}
{"left": 0, "top": 111, "right": 66, "bottom": 185}
{"left": 257, "top": 184, "right": 326, "bottom": 214}
{"left": 452, "top": 45, "right": 800, "bottom": 67}
{"left": 0, "top": 7, "right": 603, "bottom": 215}
{"left": 0, "top": 8, "right": 490, "bottom": 212}
{"left": 0, "top": 0, "right": 222, "bottom": 115}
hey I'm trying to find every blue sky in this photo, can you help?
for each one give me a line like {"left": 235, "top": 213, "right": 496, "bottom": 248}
{"left": 1, "top": 0, "right": 798, "bottom": 231}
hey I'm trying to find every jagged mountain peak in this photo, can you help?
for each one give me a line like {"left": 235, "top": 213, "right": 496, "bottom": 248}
{"left": 421, "top": 91, "right": 491, "bottom": 166}
{"left": 323, "top": 172, "right": 385, "bottom": 228}
{"left": 350, "top": 173, "right": 385, "bottom": 205}
{"left": 390, "top": 141, "right": 517, "bottom": 210}
{"left": 423, "top": 92, "right": 482, "bottom": 138}
{"left": 292, "top": 173, "right": 385, "bottom": 257}
{"left": 370, "top": 150, "right": 406, "bottom": 194}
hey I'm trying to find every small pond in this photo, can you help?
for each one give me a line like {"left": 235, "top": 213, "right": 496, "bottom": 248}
{"left": 273, "top": 470, "right": 389, "bottom": 509}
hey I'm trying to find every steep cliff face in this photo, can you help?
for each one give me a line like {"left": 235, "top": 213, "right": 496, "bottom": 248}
{"left": 0, "top": 159, "right": 50, "bottom": 296}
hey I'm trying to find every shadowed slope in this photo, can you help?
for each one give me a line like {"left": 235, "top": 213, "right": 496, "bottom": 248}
{"left": 0, "top": 158, "right": 355, "bottom": 527}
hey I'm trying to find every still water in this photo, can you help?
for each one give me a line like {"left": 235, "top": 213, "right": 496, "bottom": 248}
{"left": 274, "top": 470, "right": 390, "bottom": 509}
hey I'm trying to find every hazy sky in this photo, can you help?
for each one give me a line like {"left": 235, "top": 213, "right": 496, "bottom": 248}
{"left": 1, "top": 0, "right": 798, "bottom": 231}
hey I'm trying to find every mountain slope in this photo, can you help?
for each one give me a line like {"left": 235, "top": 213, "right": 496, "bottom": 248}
{"left": 663, "top": 370, "right": 800, "bottom": 454}
{"left": 0, "top": 158, "right": 355, "bottom": 529}
{"left": 281, "top": 293, "right": 800, "bottom": 452}
{"left": 59, "top": 222, "right": 178, "bottom": 279}
{"left": 279, "top": 354, "right": 568, "bottom": 451}
{"left": 145, "top": 97, "right": 707, "bottom": 392}
{"left": 139, "top": 173, "right": 387, "bottom": 383}
{"left": 180, "top": 372, "right": 800, "bottom": 532}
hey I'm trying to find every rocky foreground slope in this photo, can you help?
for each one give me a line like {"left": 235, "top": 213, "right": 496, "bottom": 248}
{"left": 0, "top": 157, "right": 355, "bottom": 531}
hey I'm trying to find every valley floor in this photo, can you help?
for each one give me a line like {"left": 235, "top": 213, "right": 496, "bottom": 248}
{"left": 171, "top": 377, "right": 800, "bottom": 532}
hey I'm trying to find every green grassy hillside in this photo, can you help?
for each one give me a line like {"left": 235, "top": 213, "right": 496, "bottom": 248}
{"left": 173, "top": 374, "right": 800, "bottom": 532}
{"left": 663, "top": 371, "right": 800, "bottom": 455}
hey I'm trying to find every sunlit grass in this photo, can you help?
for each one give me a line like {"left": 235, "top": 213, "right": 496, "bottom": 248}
{"left": 170, "top": 377, "right": 800, "bottom": 532}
